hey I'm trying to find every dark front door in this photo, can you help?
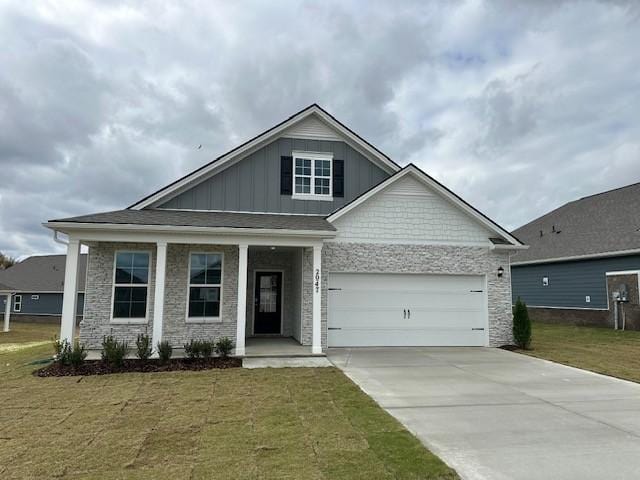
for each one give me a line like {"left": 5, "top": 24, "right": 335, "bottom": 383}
{"left": 254, "top": 271, "right": 282, "bottom": 334}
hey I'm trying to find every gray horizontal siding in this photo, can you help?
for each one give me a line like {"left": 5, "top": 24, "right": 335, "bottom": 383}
{"left": 511, "top": 255, "right": 640, "bottom": 309}
{"left": 158, "top": 138, "right": 389, "bottom": 214}
{"left": 2, "top": 293, "right": 84, "bottom": 316}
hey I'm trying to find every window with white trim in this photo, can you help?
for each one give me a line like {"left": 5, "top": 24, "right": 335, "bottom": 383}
{"left": 31, "top": 295, "right": 39, "bottom": 300}
{"left": 188, "top": 253, "right": 222, "bottom": 321}
{"left": 13, "top": 295, "right": 21, "bottom": 312}
{"left": 293, "top": 151, "right": 332, "bottom": 199}
{"left": 112, "top": 252, "right": 149, "bottom": 319}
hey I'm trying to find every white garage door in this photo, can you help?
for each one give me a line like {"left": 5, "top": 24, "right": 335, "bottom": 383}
{"left": 327, "top": 273, "right": 488, "bottom": 347}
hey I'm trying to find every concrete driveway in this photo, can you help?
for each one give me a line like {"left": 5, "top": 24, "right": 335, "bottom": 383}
{"left": 328, "top": 347, "right": 640, "bottom": 480}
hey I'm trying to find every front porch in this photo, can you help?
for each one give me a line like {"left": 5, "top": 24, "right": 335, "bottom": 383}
{"left": 53, "top": 219, "right": 331, "bottom": 358}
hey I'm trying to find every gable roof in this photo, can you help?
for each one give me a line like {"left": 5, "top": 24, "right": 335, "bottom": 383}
{"left": 327, "top": 164, "right": 525, "bottom": 248}
{"left": 0, "top": 254, "right": 88, "bottom": 293}
{"left": 47, "top": 209, "right": 336, "bottom": 234}
{"left": 129, "top": 104, "right": 401, "bottom": 210}
{"left": 0, "top": 281, "right": 15, "bottom": 292}
{"left": 512, "top": 182, "right": 640, "bottom": 265}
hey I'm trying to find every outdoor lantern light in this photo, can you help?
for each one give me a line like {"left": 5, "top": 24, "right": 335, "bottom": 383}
{"left": 497, "top": 266, "right": 504, "bottom": 277}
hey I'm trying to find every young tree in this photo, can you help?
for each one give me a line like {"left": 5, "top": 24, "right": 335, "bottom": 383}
{"left": 0, "top": 252, "right": 16, "bottom": 270}
{"left": 513, "top": 297, "right": 532, "bottom": 349}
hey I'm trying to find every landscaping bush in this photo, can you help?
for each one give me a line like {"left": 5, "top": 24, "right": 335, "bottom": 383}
{"left": 200, "top": 339, "right": 214, "bottom": 359}
{"left": 184, "top": 339, "right": 202, "bottom": 359}
{"left": 157, "top": 340, "right": 173, "bottom": 364}
{"left": 101, "top": 336, "right": 128, "bottom": 367}
{"left": 513, "top": 297, "right": 531, "bottom": 349}
{"left": 69, "top": 341, "right": 87, "bottom": 367}
{"left": 53, "top": 337, "right": 70, "bottom": 364}
{"left": 215, "top": 337, "right": 234, "bottom": 358}
{"left": 136, "top": 334, "right": 152, "bottom": 361}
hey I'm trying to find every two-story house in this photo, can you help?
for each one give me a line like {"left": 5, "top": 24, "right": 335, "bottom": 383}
{"left": 45, "top": 104, "right": 525, "bottom": 356}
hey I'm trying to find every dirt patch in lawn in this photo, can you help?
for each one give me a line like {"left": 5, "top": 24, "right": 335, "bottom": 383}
{"left": 35, "top": 357, "right": 242, "bottom": 377}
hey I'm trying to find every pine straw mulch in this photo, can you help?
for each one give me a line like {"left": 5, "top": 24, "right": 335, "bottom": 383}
{"left": 34, "top": 356, "right": 242, "bottom": 377}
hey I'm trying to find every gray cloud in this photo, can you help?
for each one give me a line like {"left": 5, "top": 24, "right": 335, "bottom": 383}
{"left": 0, "top": 0, "right": 639, "bottom": 257}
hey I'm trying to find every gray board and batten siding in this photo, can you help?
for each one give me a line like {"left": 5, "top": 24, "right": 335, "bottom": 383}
{"left": 511, "top": 254, "right": 640, "bottom": 309}
{"left": 158, "top": 138, "right": 390, "bottom": 215}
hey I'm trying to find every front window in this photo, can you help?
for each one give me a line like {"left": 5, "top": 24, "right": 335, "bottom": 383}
{"left": 13, "top": 295, "right": 21, "bottom": 312}
{"left": 188, "top": 253, "right": 222, "bottom": 321}
{"left": 112, "top": 252, "right": 149, "bottom": 320}
{"left": 293, "top": 151, "right": 332, "bottom": 199}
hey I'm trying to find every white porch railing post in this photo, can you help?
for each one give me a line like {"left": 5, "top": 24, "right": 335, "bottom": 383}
{"left": 60, "top": 238, "right": 81, "bottom": 344}
{"left": 312, "top": 244, "right": 322, "bottom": 354}
{"left": 152, "top": 241, "right": 168, "bottom": 356}
{"left": 3, "top": 293, "right": 11, "bottom": 332}
{"left": 235, "top": 244, "right": 248, "bottom": 356}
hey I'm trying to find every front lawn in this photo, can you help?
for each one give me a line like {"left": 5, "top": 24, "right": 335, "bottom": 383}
{"left": 523, "top": 321, "right": 640, "bottom": 383}
{"left": 0, "top": 323, "right": 457, "bottom": 479}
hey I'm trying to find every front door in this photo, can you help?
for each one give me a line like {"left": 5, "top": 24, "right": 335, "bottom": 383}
{"left": 254, "top": 271, "right": 282, "bottom": 334}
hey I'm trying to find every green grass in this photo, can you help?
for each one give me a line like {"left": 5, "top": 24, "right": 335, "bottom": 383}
{"left": 523, "top": 321, "right": 640, "bottom": 383}
{"left": 0, "top": 323, "right": 458, "bottom": 479}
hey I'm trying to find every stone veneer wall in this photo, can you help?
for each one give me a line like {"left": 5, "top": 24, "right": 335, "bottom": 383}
{"left": 322, "top": 242, "right": 514, "bottom": 347}
{"left": 80, "top": 242, "right": 156, "bottom": 349}
{"left": 80, "top": 242, "right": 239, "bottom": 349}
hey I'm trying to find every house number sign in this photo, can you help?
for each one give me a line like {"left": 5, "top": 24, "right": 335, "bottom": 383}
{"left": 314, "top": 269, "right": 320, "bottom": 293}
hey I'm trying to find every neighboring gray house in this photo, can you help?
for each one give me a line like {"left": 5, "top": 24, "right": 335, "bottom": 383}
{"left": 0, "top": 254, "right": 87, "bottom": 324}
{"left": 45, "top": 104, "right": 525, "bottom": 355}
{"left": 511, "top": 182, "right": 640, "bottom": 329}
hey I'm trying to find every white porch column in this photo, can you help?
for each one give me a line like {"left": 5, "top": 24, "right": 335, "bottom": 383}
{"left": 235, "top": 244, "right": 248, "bottom": 356}
{"left": 312, "top": 244, "right": 322, "bottom": 354}
{"left": 3, "top": 293, "right": 11, "bottom": 332}
{"left": 60, "top": 238, "right": 81, "bottom": 344}
{"left": 152, "top": 241, "right": 168, "bottom": 355}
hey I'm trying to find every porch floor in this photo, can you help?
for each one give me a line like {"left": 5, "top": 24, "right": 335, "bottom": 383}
{"left": 244, "top": 337, "right": 324, "bottom": 357}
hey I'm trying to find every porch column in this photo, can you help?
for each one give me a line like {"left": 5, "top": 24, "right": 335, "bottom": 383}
{"left": 3, "top": 293, "right": 11, "bottom": 332}
{"left": 235, "top": 244, "right": 248, "bottom": 356}
{"left": 60, "top": 238, "right": 81, "bottom": 344}
{"left": 152, "top": 241, "right": 168, "bottom": 355}
{"left": 312, "top": 244, "right": 322, "bottom": 354}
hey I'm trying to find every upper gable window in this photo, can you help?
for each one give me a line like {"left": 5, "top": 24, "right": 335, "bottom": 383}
{"left": 292, "top": 151, "right": 333, "bottom": 201}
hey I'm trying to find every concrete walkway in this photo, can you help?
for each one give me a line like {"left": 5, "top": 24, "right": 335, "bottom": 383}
{"left": 328, "top": 347, "right": 640, "bottom": 480}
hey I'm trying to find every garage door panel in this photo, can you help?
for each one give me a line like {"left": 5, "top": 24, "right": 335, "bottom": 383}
{"left": 328, "top": 273, "right": 487, "bottom": 347}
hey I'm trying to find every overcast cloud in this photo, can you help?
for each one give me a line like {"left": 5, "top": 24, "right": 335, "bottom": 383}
{"left": 1, "top": 0, "right": 639, "bottom": 257}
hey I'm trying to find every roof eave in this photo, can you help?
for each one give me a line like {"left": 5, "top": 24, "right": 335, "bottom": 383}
{"left": 511, "top": 248, "right": 640, "bottom": 266}
{"left": 43, "top": 221, "right": 337, "bottom": 239}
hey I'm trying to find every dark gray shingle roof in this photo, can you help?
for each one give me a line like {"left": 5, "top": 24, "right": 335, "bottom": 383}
{"left": 512, "top": 182, "right": 640, "bottom": 263}
{"left": 49, "top": 209, "right": 336, "bottom": 232}
{"left": 0, "top": 254, "right": 88, "bottom": 292}
{"left": 0, "top": 281, "right": 15, "bottom": 291}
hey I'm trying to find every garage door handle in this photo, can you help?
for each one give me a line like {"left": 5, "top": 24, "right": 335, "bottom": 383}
{"left": 470, "top": 290, "right": 483, "bottom": 293}
{"left": 403, "top": 309, "right": 406, "bottom": 319}
{"left": 328, "top": 288, "right": 342, "bottom": 291}
{"left": 407, "top": 309, "right": 411, "bottom": 319}
{"left": 328, "top": 327, "right": 342, "bottom": 330}
{"left": 471, "top": 328, "right": 485, "bottom": 331}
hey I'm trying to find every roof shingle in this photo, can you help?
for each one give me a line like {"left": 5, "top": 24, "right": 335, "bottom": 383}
{"left": 0, "top": 255, "right": 88, "bottom": 292}
{"left": 512, "top": 182, "right": 640, "bottom": 263}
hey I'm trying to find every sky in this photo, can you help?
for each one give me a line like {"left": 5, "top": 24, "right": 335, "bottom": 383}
{"left": 1, "top": 0, "right": 639, "bottom": 258}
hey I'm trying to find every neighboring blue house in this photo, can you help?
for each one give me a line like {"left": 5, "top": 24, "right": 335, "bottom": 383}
{"left": 511, "top": 182, "right": 640, "bottom": 329}
{"left": 0, "top": 254, "right": 87, "bottom": 323}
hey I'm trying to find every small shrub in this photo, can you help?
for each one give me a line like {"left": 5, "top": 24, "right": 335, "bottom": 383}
{"left": 101, "top": 336, "right": 128, "bottom": 367}
{"left": 200, "top": 340, "right": 214, "bottom": 360}
{"left": 136, "top": 334, "right": 152, "bottom": 361}
{"left": 157, "top": 340, "right": 173, "bottom": 364}
{"left": 215, "top": 337, "right": 234, "bottom": 358}
{"left": 53, "top": 338, "right": 72, "bottom": 365}
{"left": 184, "top": 339, "right": 202, "bottom": 359}
{"left": 69, "top": 341, "right": 87, "bottom": 367}
{"left": 513, "top": 297, "right": 532, "bottom": 349}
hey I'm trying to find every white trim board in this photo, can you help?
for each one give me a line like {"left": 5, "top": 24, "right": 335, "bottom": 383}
{"left": 129, "top": 105, "right": 400, "bottom": 210}
{"left": 327, "top": 164, "right": 524, "bottom": 248}
{"left": 512, "top": 249, "right": 640, "bottom": 266}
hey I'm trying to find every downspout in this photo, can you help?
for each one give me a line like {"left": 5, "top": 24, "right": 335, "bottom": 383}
{"left": 53, "top": 231, "right": 69, "bottom": 246}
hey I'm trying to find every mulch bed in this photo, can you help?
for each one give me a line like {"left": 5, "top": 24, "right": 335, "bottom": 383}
{"left": 34, "top": 357, "right": 242, "bottom": 377}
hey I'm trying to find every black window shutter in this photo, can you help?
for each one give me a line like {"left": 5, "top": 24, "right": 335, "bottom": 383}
{"left": 280, "top": 156, "right": 293, "bottom": 195}
{"left": 333, "top": 159, "right": 344, "bottom": 197}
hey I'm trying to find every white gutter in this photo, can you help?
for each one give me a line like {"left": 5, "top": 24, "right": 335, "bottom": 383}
{"left": 512, "top": 248, "right": 640, "bottom": 266}
{"left": 43, "top": 221, "right": 337, "bottom": 238}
